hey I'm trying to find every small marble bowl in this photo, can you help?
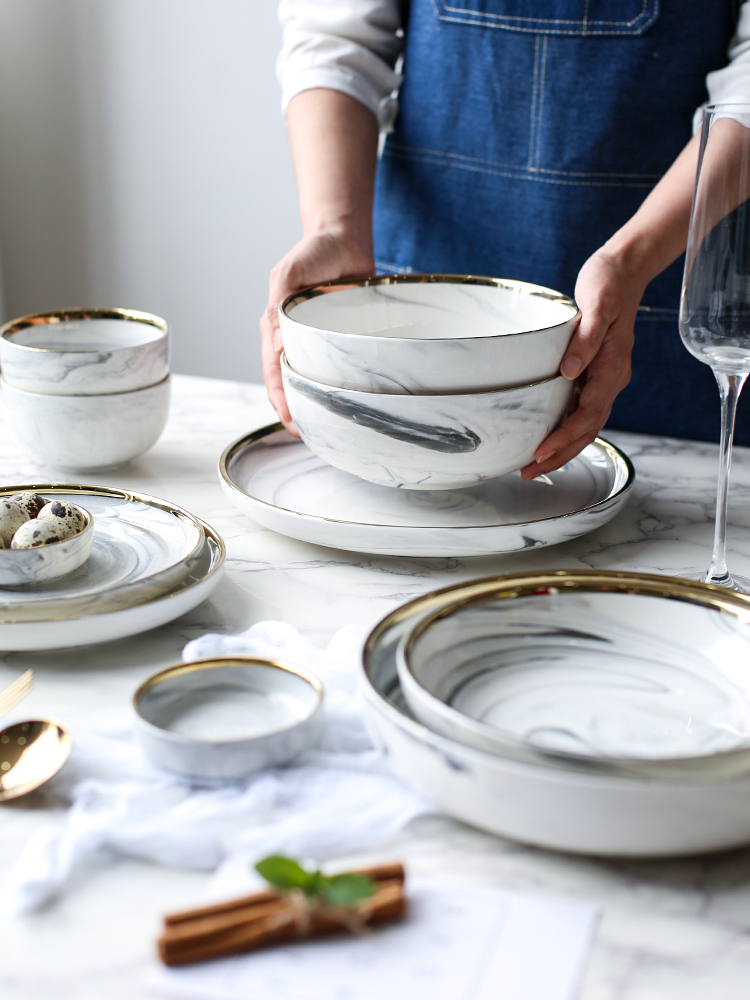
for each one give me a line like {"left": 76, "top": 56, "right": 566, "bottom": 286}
{"left": 281, "top": 354, "right": 574, "bottom": 490}
{"left": 280, "top": 275, "right": 579, "bottom": 394}
{"left": 1, "top": 374, "right": 171, "bottom": 473}
{"left": 133, "top": 657, "right": 325, "bottom": 779}
{"left": 0, "top": 308, "right": 169, "bottom": 395}
{"left": 0, "top": 504, "right": 94, "bottom": 587}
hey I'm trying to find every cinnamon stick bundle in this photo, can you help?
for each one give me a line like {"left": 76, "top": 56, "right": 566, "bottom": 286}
{"left": 158, "top": 863, "right": 406, "bottom": 967}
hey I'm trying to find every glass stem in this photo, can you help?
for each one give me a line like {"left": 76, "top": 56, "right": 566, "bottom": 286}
{"left": 707, "top": 371, "right": 748, "bottom": 585}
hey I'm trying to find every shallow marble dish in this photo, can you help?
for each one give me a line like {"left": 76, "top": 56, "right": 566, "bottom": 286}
{"left": 0, "top": 486, "right": 205, "bottom": 624}
{"left": 0, "top": 504, "right": 94, "bottom": 587}
{"left": 280, "top": 275, "right": 579, "bottom": 393}
{"left": 219, "top": 424, "right": 633, "bottom": 557}
{"left": 397, "top": 583, "right": 750, "bottom": 763}
{"left": 361, "top": 571, "right": 750, "bottom": 856}
{"left": 0, "top": 308, "right": 169, "bottom": 395}
{"left": 282, "top": 355, "right": 574, "bottom": 489}
{"left": 134, "top": 657, "right": 324, "bottom": 779}
{"left": 2, "top": 374, "right": 171, "bottom": 472}
{"left": 0, "top": 524, "right": 224, "bottom": 651}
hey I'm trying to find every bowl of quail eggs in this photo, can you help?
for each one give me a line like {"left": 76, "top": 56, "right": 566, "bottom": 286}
{"left": 0, "top": 491, "right": 94, "bottom": 587}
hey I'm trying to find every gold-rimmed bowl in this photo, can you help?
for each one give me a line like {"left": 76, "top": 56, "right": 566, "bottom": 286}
{"left": 133, "top": 657, "right": 325, "bottom": 779}
{"left": 0, "top": 503, "right": 94, "bottom": 587}
{"left": 361, "top": 571, "right": 750, "bottom": 856}
{"left": 0, "top": 308, "right": 169, "bottom": 395}
{"left": 280, "top": 274, "right": 579, "bottom": 394}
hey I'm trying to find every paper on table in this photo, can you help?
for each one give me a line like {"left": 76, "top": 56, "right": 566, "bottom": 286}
{"left": 148, "top": 884, "right": 598, "bottom": 1000}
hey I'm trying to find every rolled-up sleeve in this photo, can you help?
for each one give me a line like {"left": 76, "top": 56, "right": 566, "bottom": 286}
{"left": 277, "top": 0, "right": 404, "bottom": 127}
{"left": 694, "top": 2, "right": 750, "bottom": 131}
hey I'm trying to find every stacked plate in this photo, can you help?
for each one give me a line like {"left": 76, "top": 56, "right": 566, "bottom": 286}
{"left": 361, "top": 570, "right": 750, "bottom": 856}
{"left": 0, "top": 485, "right": 224, "bottom": 650}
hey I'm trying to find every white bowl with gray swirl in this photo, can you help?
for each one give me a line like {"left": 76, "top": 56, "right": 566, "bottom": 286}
{"left": 281, "top": 354, "right": 575, "bottom": 490}
{"left": 280, "top": 275, "right": 579, "bottom": 394}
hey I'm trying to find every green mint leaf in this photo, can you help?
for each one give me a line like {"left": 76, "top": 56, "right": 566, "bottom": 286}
{"left": 321, "top": 874, "right": 377, "bottom": 907}
{"left": 255, "top": 855, "right": 315, "bottom": 892}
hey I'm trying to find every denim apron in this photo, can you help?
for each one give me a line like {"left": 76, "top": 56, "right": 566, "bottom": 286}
{"left": 372, "top": 0, "right": 742, "bottom": 443}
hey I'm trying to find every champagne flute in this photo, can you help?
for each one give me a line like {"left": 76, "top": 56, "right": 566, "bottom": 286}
{"left": 680, "top": 103, "right": 750, "bottom": 591}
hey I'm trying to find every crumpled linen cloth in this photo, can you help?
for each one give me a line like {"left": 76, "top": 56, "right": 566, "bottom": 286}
{"left": 4, "top": 622, "right": 432, "bottom": 915}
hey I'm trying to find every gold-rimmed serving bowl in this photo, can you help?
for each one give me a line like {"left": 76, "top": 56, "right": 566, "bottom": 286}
{"left": 361, "top": 570, "right": 750, "bottom": 856}
{"left": 279, "top": 274, "right": 580, "bottom": 394}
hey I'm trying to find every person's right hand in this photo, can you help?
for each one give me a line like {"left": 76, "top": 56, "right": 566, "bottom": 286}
{"left": 260, "top": 226, "right": 374, "bottom": 433}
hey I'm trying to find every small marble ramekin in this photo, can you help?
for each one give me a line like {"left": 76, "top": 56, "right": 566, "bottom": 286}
{"left": 0, "top": 505, "right": 94, "bottom": 587}
{"left": 0, "top": 308, "right": 169, "bottom": 395}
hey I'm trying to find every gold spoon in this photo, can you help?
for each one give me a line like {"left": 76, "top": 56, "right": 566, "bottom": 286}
{"left": 0, "top": 718, "right": 72, "bottom": 802}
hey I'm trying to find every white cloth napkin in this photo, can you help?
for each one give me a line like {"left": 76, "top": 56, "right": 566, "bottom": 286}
{"left": 4, "top": 622, "right": 432, "bottom": 914}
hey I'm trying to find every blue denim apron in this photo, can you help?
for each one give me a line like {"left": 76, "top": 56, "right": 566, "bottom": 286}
{"left": 372, "top": 0, "right": 741, "bottom": 443}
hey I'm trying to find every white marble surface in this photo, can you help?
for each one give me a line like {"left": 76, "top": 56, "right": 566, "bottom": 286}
{"left": 2, "top": 373, "right": 750, "bottom": 999}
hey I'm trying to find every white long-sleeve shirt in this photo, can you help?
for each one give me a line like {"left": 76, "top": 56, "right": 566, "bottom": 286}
{"left": 277, "top": 0, "right": 750, "bottom": 132}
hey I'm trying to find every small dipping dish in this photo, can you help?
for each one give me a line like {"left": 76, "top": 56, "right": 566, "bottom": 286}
{"left": 0, "top": 505, "right": 94, "bottom": 587}
{"left": 133, "top": 656, "right": 324, "bottom": 779}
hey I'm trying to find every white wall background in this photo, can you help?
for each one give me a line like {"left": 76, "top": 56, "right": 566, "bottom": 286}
{"left": 0, "top": 0, "right": 301, "bottom": 383}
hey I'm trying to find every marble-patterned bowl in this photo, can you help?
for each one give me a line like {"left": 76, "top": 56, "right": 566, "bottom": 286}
{"left": 0, "top": 308, "right": 169, "bottom": 395}
{"left": 0, "top": 505, "right": 94, "bottom": 587}
{"left": 281, "top": 354, "right": 574, "bottom": 490}
{"left": 134, "top": 657, "right": 325, "bottom": 779}
{"left": 1, "top": 374, "right": 171, "bottom": 473}
{"left": 280, "top": 275, "right": 579, "bottom": 393}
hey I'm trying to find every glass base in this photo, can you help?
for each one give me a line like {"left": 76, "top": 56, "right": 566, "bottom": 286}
{"left": 702, "top": 571, "right": 750, "bottom": 594}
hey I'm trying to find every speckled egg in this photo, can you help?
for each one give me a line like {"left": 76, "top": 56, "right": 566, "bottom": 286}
{"left": 0, "top": 499, "right": 30, "bottom": 546}
{"left": 10, "top": 491, "right": 49, "bottom": 519}
{"left": 11, "top": 518, "right": 68, "bottom": 548}
{"left": 38, "top": 501, "right": 86, "bottom": 537}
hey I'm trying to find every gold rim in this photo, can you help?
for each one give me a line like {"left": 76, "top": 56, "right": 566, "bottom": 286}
{"left": 1, "top": 307, "right": 168, "bottom": 350}
{"left": 133, "top": 656, "right": 324, "bottom": 742}
{"left": 0, "top": 485, "right": 221, "bottom": 624}
{"left": 281, "top": 273, "right": 579, "bottom": 343}
{"left": 363, "top": 570, "right": 750, "bottom": 780}
{"left": 218, "top": 423, "right": 634, "bottom": 531}
{"left": 280, "top": 351, "right": 565, "bottom": 396}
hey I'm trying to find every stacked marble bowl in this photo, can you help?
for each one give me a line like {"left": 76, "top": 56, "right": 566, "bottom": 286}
{"left": 279, "top": 275, "right": 580, "bottom": 490}
{"left": 361, "top": 570, "right": 750, "bottom": 857}
{"left": 0, "top": 308, "right": 171, "bottom": 473}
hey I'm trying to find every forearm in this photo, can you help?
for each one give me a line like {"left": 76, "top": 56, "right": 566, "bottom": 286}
{"left": 287, "top": 88, "right": 379, "bottom": 244}
{"left": 601, "top": 133, "right": 701, "bottom": 290}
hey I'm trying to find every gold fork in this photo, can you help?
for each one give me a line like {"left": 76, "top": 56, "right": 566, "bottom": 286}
{"left": 0, "top": 669, "right": 34, "bottom": 719}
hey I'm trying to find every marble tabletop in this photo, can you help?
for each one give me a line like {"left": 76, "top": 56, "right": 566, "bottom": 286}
{"left": 2, "top": 373, "right": 750, "bottom": 1000}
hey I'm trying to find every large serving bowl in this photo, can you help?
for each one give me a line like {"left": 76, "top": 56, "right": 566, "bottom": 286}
{"left": 0, "top": 308, "right": 169, "bottom": 395}
{"left": 281, "top": 354, "right": 574, "bottom": 489}
{"left": 361, "top": 571, "right": 750, "bottom": 856}
{"left": 2, "top": 374, "right": 171, "bottom": 473}
{"left": 280, "top": 275, "right": 579, "bottom": 393}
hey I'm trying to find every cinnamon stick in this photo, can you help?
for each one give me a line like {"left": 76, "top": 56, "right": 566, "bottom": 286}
{"left": 163, "top": 862, "right": 405, "bottom": 927}
{"left": 158, "top": 880, "right": 405, "bottom": 967}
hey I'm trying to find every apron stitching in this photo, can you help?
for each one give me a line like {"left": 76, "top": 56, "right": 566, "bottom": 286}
{"left": 528, "top": 36, "right": 541, "bottom": 170}
{"left": 534, "top": 36, "right": 548, "bottom": 173}
{"left": 582, "top": 0, "right": 590, "bottom": 37}
{"left": 437, "top": 0, "right": 652, "bottom": 29}
{"left": 383, "top": 147, "right": 656, "bottom": 186}
{"left": 385, "top": 141, "right": 662, "bottom": 180}
{"left": 432, "top": 14, "right": 659, "bottom": 37}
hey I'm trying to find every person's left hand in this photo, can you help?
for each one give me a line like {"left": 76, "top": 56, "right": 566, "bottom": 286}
{"left": 520, "top": 247, "right": 645, "bottom": 480}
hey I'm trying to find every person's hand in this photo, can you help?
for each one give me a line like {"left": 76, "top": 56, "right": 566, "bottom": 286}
{"left": 260, "top": 227, "right": 374, "bottom": 433}
{"left": 520, "top": 247, "right": 645, "bottom": 480}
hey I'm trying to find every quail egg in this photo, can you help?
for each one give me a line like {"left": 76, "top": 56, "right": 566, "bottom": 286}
{"left": 0, "top": 499, "right": 30, "bottom": 546}
{"left": 11, "top": 518, "right": 69, "bottom": 549}
{"left": 11, "top": 491, "right": 49, "bottom": 519}
{"left": 38, "top": 501, "right": 86, "bottom": 536}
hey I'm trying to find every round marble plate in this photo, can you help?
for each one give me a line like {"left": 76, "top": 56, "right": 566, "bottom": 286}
{"left": 0, "top": 525, "right": 224, "bottom": 650}
{"left": 0, "top": 486, "right": 204, "bottom": 622}
{"left": 219, "top": 424, "right": 634, "bottom": 557}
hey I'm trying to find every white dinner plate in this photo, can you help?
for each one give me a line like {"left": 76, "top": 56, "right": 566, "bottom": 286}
{"left": 219, "top": 424, "right": 634, "bottom": 557}
{"left": 0, "top": 486, "right": 204, "bottom": 621}
{"left": 0, "top": 525, "right": 224, "bottom": 650}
